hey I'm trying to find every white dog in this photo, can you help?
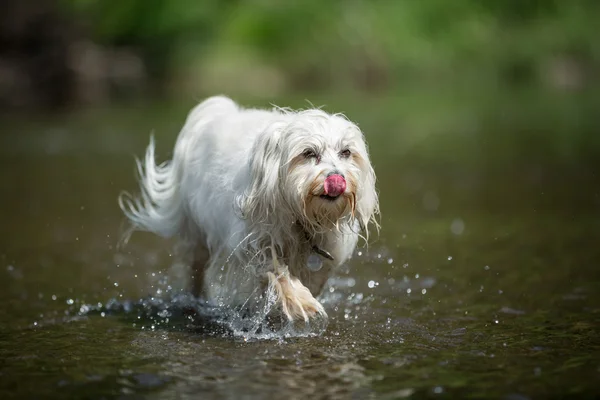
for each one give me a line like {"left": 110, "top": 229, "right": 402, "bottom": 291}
{"left": 119, "top": 96, "right": 378, "bottom": 324}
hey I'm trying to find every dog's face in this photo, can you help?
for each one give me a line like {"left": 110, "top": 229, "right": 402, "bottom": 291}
{"left": 240, "top": 109, "right": 378, "bottom": 237}
{"left": 282, "top": 114, "right": 374, "bottom": 232}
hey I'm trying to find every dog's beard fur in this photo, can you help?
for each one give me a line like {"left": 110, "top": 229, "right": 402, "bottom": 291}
{"left": 302, "top": 170, "right": 357, "bottom": 230}
{"left": 119, "top": 96, "right": 379, "bottom": 330}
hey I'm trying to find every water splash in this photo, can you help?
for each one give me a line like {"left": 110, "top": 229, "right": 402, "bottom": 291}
{"left": 74, "top": 291, "right": 328, "bottom": 341}
{"left": 221, "top": 300, "right": 328, "bottom": 342}
{"left": 72, "top": 246, "right": 399, "bottom": 340}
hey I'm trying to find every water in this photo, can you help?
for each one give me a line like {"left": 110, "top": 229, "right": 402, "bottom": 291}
{"left": 1, "top": 105, "right": 599, "bottom": 399}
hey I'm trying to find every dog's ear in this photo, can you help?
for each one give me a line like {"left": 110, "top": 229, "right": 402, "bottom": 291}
{"left": 355, "top": 151, "right": 380, "bottom": 240}
{"left": 237, "top": 123, "right": 286, "bottom": 223}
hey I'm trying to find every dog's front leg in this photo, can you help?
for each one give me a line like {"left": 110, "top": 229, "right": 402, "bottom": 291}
{"left": 266, "top": 249, "right": 326, "bottom": 322}
{"left": 191, "top": 244, "right": 210, "bottom": 298}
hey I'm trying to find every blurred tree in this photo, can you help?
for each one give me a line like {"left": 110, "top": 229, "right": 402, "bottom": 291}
{"left": 0, "top": 0, "right": 78, "bottom": 108}
{"left": 3, "top": 0, "right": 600, "bottom": 122}
{"left": 63, "top": 0, "right": 234, "bottom": 92}
{"left": 54, "top": 0, "right": 600, "bottom": 93}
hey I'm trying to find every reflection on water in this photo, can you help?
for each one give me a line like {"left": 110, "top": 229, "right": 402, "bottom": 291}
{"left": 0, "top": 107, "right": 599, "bottom": 399}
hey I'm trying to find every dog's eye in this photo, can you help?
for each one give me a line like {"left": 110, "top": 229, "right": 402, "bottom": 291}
{"left": 302, "top": 149, "right": 318, "bottom": 159}
{"left": 340, "top": 149, "right": 351, "bottom": 158}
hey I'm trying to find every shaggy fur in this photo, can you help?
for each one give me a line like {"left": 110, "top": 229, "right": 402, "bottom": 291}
{"left": 119, "top": 96, "right": 379, "bottom": 323}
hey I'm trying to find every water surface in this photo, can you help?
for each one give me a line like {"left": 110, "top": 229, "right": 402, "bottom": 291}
{"left": 1, "top": 105, "right": 599, "bottom": 399}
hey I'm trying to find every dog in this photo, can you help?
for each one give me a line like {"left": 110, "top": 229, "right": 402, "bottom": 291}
{"left": 119, "top": 96, "right": 379, "bottom": 325}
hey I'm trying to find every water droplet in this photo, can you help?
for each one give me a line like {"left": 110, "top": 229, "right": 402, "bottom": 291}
{"left": 415, "top": 273, "right": 420, "bottom": 279}
{"left": 450, "top": 218, "right": 465, "bottom": 235}
{"left": 66, "top": 299, "right": 74, "bottom": 305}
{"left": 387, "top": 258, "right": 393, "bottom": 264}
{"left": 433, "top": 386, "right": 444, "bottom": 394}
{"left": 484, "top": 265, "right": 490, "bottom": 270}
{"left": 51, "top": 295, "right": 57, "bottom": 301}
{"left": 306, "top": 253, "right": 323, "bottom": 271}
{"left": 421, "top": 289, "right": 427, "bottom": 294}
{"left": 447, "top": 256, "right": 453, "bottom": 261}
{"left": 406, "top": 288, "right": 412, "bottom": 294}
{"left": 368, "top": 280, "right": 378, "bottom": 288}
{"left": 100, "top": 312, "right": 106, "bottom": 317}
{"left": 114, "top": 282, "right": 119, "bottom": 287}
{"left": 357, "top": 251, "right": 362, "bottom": 256}
{"left": 423, "top": 191, "right": 440, "bottom": 211}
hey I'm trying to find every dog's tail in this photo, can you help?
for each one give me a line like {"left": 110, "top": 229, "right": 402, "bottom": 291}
{"left": 118, "top": 135, "right": 184, "bottom": 245}
{"left": 118, "top": 96, "right": 238, "bottom": 246}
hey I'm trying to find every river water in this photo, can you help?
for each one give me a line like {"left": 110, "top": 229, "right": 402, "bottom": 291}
{"left": 1, "top": 103, "right": 598, "bottom": 399}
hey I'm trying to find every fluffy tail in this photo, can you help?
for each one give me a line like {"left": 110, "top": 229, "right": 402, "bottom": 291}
{"left": 118, "top": 95, "right": 238, "bottom": 246}
{"left": 118, "top": 135, "right": 184, "bottom": 245}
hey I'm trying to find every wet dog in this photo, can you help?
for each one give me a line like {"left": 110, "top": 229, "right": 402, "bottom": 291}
{"left": 119, "top": 96, "right": 378, "bottom": 324}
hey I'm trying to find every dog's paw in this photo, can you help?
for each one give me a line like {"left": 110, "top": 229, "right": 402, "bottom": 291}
{"left": 266, "top": 271, "right": 327, "bottom": 322}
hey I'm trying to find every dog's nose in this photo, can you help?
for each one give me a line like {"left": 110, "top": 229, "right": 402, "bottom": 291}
{"left": 324, "top": 174, "right": 346, "bottom": 197}
{"left": 327, "top": 171, "right": 344, "bottom": 179}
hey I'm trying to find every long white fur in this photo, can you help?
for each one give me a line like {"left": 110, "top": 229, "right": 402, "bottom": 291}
{"left": 119, "top": 96, "right": 379, "bottom": 322}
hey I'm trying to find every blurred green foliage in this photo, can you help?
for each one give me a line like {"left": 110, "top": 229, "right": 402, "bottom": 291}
{"left": 63, "top": 0, "right": 600, "bottom": 80}
{"left": 60, "top": 0, "right": 600, "bottom": 164}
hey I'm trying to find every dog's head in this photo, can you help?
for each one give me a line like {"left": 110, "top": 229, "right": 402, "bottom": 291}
{"left": 239, "top": 108, "right": 379, "bottom": 239}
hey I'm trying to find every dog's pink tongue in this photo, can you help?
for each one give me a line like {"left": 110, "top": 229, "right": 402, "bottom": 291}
{"left": 324, "top": 174, "right": 346, "bottom": 197}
